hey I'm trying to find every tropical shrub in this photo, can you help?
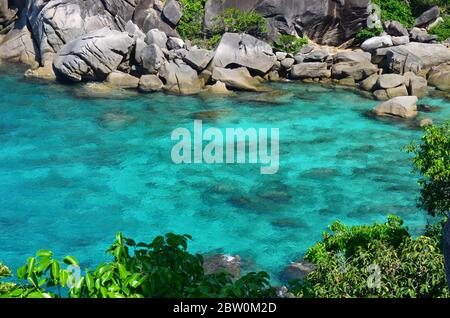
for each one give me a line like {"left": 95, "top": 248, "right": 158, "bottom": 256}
{"left": 429, "top": 15, "right": 450, "bottom": 41}
{"left": 407, "top": 121, "right": 450, "bottom": 217}
{"left": 355, "top": 27, "right": 384, "bottom": 43}
{"left": 273, "top": 34, "right": 309, "bottom": 53}
{"left": 212, "top": 8, "right": 268, "bottom": 38}
{"left": 290, "top": 216, "right": 449, "bottom": 298}
{"left": 0, "top": 263, "right": 17, "bottom": 295}
{"left": 0, "top": 233, "right": 275, "bottom": 298}
{"left": 176, "top": 0, "right": 207, "bottom": 40}
{"left": 372, "top": 0, "right": 416, "bottom": 27}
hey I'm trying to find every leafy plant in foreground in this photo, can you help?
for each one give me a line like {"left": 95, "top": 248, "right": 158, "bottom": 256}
{"left": 1, "top": 233, "right": 275, "bottom": 298}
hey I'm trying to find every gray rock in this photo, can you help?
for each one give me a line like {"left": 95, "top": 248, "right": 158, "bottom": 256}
{"left": 204, "top": 0, "right": 372, "bottom": 46}
{"left": 427, "top": 63, "right": 450, "bottom": 91}
{"left": 280, "top": 261, "right": 315, "bottom": 282}
{"left": 145, "top": 29, "right": 168, "bottom": 48}
{"left": 203, "top": 254, "right": 241, "bottom": 280}
{"left": 373, "top": 89, "right": 389, "bottom": 100}
{"left": 410, "top": 27, "right": 437, "bottom": 43}
{"left": 391, "top": 35, "right": 410, "bottom": 46}
{"left": 212, "top": 67, "right": 264, "bottom": 91}
{"left": 53, "top": 28, "right": 134, "bottom": 82}
{"left": 359, "top": 73, "right": 379, "bottom": 91}
{"left": 373, "top": 96, "right": 418, "bottom": 118}
{"left": 303, "top": 49, "right": 329, "bottom": 62}
{"left": 106, "top": 71, "right": 139, "bottom": 89}
{"left": 183, "top": 47, "right": 214, "bottom": 71}
{"left": 404, "top": 72, "right": 428, "bottom": 97}
{"left": 138, "top": 74, "right": 164, "bottom": 92}
{"left": 276, "top": 51, "right": 288, "bottom": 61}
{"left": 204, "top": 81, "right": 232, "bottom": 95}
{"left": 211, "top": 33, "right": 276, "bottom": 74}
{"left": 290, "top": 62, "right": 330, "bottom": 79}
{"left": 166, "top": 37, "right": 185, "bottom": 50}
{"left": 133, "top": 0, "right": 179, "bottom": 36}
{"left": 125, "top": 20, "right": 145, "bottom": 40}
{"left": 415, "top": 6, "right": 440, "bottom": 28}
{"left": 384, "top": 20, "right": 409, "bottom": 37}
{"left": 361, "top": 35, "right": 393, "bottom": 51}
{"left": 332, "top": 61, "right": 378, "bottom": 81}
{"left": 280, "top": 58, "right": 295, "bottom": 69}
{"left": 0, "top": 10, "right": 36, "bottom": 66}
{"left": 386, "top": 85, "right": 409, "bottom": 98}
{"left": 377, "top": 74, "right": 405, "bottom": 89}
{"left": 333, "top": 51, "right": 371, "bottom": 63}
{"left": 26, "top": 0, "right": 133, "bottom": 65}
{"left": 162, "top": 0, "right": 183, "bottom": 26}
{"left": 300, "top": 44, "right": 315, "bottom": 55}
{"left": 141, "top": 43, "right": 166, "bottom": 74}
{"left": 375, "top": 42, "right": 450, "bottom": 75}
{"left": 159, "top": 61, "right": 203, "bottom": 95}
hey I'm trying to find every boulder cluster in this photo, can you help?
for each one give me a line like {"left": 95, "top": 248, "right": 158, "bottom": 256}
{"left": 0, "top": 1, "right": 449, "bottom": 120}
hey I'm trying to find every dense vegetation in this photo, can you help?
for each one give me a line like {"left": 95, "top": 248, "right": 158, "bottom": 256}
{"left": 355, "top": 26, "right": 384, "bottom": 43}
{"left": 176, "top": 2, "right": 269, "bottom": 48}
{"left": 407, "top": 121, "right": 450, "bottom": 218}
{"left": 290, "top": 216, "right": 449, "bottom": 297}
{"left": 0, "top": 233, "right": 275, "bottom": 298}
{"left": 429, "top": 15, "right": 450, "bottom": 41}
{"left": 273, "top": 34, "right": 309, "bottom": 53}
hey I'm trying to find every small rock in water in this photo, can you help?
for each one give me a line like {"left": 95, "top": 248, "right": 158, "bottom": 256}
{"left": 203, "top": 254, "right": 241, "bottom": 280}
{"left": 420, "top": 118, "right": 433, "bottom": 127}
{"left": 280, "top": 261, "right": 315, "bottom": 282}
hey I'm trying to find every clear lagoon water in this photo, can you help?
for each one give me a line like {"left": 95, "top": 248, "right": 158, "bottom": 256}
{"left": 1, "top": 63, "right": 449, "bottom": 281}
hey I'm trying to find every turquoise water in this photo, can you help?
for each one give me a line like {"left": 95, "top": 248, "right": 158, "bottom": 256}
{"left": 0, "top": 63, "right": 449, "bottom": 281}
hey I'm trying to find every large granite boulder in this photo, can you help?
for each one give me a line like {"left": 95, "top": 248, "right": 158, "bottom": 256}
{"left": 384, "top": 20, "right": 408, "bottom": 37}
{"left": 162, "top": 0, "right": 182, "bottom": 27}
{"left": 377, "top": 74, "right": 405, "bottom": 89}
{"left": 183, "top": 47, "right": 214, "bottom": 71}
{"left": 290, "top": 62, "right": 330, "bottom": 79}
{"left": 410, "top": 27, "right": 437, "bottom": 43}
{"left": 141, "top": 43, "right": 166, "bottom": 74}
{"left": 204, "top": 0, "right": 371, "bottom": 46}
{"left": 26, "top": 0, "right": 134, "bottom": 65}
{"left": 333, "top": 51, "right": 371, "bottom": 63}
{"left": 0, "top": 9, "right": 36, "bottom": 65}
{"left": 138, "top": 74, "right": 164, "bottom": 92}
{"left": 131, "top": 0, "right": 179, "bottom": 36}
{"left": 106, "top": 71, "right": 139, "bottom": 89}
{"left": 372, "top": 96, "right": 418, "bottom": 118}
{"left": 361, "top": 35, "right": 393, "bottom": 51}
{"left": 53, "top": 28, "right": 135, "bottom": 82}
{"left": 212, "top": 66, "right": 264, "bottom": 91}
{"left": 331, "top": 61, "right": 378, "bottom": 81}
{"left": 374, "top": 42, "right": 450, "bottom": 75}
{"left": 415, "top": 6, "right": 440, "bottom": 28}
{"left": 404, "top": 72, "right": 428, "bottom": 97}
{"left": 211, "top": 33, "right": 276, "bottom": 74}
{"left": 427, "top": 63, "right": 450, "bottom": 92}
{"left": 159, "top": 60, "right": 203, "bottom": 95}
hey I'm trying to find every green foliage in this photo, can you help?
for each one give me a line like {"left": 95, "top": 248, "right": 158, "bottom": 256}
{"left": 410, "top": 0, "right": 449, "bottom": 15}
{"left": 1, "top": 233, "right": 275, "bottom": 298}
{"left": 176, "top": 0, "right": 206, "bottom": 40}
{"left": 429, "top": 15, "right": 450, "bottom": 41}
{"left": 273, "top": 34, "right": 309, "bottom": 54}
{"left": 305, "top": 215, "right": 409, "bottom": 264}
{"left": 355, "top": 27, "right": 384, "bottom": 43}
{"left": 212, "top": 8, "right": 268, "bottom": 38}
{"left": 407, "top": 121, "right": 450, "bottom": 217}
{"left": 291, "top": 217, "right": 449, "bottom": 298}
{"left": 372, "top": 0, "right": 416, "bottom": 27}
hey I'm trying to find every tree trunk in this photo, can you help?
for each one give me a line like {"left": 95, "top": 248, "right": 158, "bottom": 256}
{"left": 444, "top": 219, "right": 450, "bottom": 291}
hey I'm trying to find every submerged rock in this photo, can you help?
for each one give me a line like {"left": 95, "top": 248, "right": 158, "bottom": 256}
{"left": 280, "top": 261, "right": 315, "bottom": 282}
{"left": 203, "top": 254, "right": 241, "bottom": 279}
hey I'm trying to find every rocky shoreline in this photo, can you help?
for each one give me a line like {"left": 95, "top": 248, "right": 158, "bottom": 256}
{"left": 0, "top": 0, "right": 449, "bottom": 120}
